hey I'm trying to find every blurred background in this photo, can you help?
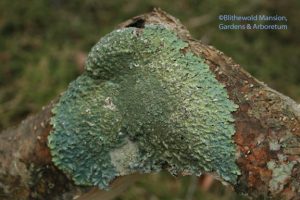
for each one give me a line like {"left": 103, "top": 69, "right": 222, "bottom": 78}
{"left": 0, "top": 0, "right": 299, "bottom": 199}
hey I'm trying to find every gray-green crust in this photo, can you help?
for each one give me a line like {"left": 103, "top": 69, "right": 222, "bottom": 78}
{"left": 48, "top": 25, "right": 240, "bottom": 189}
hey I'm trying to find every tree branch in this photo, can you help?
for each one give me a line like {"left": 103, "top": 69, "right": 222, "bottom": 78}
{"left": 0, "top": 8, "right": 299, "bottom": 200}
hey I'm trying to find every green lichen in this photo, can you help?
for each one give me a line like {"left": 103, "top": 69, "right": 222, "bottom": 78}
{"left": 48, "top": 25, "right": 240, "bottom": 189}
{"left": 267, "top": 160, "right": 296, "bottom": 193}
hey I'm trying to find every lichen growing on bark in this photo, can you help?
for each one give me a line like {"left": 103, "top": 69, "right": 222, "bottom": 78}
{"left": 267, "top": 160, "right": 296, "bottom": 193}
{"left": 48, "top": 25, "right": 240, "bottom": 189}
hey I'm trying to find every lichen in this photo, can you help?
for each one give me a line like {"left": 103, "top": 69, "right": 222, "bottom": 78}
{"left": 269, "top": 140, "right": 281, "bottom": 151}
{"left": 267, "top": 160, "right": 296, "bottom": 193}
{"left": 48, "top": 25, "right": 240, "bottom": 189}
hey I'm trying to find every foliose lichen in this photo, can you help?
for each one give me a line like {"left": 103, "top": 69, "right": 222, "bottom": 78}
{"left": 48, "top": 24, "right": 240, "bottom": 189}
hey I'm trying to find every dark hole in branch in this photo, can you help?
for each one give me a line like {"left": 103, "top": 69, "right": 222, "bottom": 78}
{"left": 126, "top": 18, "right": 145, "bottom": 28}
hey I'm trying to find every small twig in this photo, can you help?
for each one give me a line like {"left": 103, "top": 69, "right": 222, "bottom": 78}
{"left": 185, "top": 175, "right": 198, "bottom": 200}
{"left": 77, "top": 174, "right": 141, "bottom": 200}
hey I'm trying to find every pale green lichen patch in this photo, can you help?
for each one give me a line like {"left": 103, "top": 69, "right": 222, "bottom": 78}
{"left": 48, "top": 25, "right": 240, "bottom": 189}
{"left": 269, "top": 140, "right": 281, "bottom": 151}
{"left": 267, "top": 160, "right": 296, "bottom": 193}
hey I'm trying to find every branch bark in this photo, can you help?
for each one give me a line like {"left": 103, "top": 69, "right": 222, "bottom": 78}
{"left": 0, "top": 8, "right": 299, "bottom": 200}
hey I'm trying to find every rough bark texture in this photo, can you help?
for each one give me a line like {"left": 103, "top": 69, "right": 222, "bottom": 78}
{"left": 0, "top": 8, "right": 299, "bottom": 200}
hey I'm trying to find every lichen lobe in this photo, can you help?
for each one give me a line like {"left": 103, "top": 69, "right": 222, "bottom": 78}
{"left": 48, "top": 25, "right": 240, "bottom": 189}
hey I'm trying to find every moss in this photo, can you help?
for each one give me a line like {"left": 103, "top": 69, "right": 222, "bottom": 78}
{"left": 48, "top": 25, "right": 240, "bottom": 189}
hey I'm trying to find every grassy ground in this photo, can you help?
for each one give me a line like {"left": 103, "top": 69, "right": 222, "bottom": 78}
{"left": 0, "top": 0, "right": 299, "bottom": 199}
